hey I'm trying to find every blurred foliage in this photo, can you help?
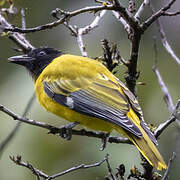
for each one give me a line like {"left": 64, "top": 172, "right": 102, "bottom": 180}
{"left": 0, "top": 0, "right": 180, "bottom": 179}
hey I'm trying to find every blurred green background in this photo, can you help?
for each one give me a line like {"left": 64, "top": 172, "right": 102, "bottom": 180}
{"left": 0, "top": 0, "right": 180, "bottom": 179}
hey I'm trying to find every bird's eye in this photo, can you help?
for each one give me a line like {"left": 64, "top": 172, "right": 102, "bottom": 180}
{"left": 38, "top": 51, "right": 46, "bottom": 56}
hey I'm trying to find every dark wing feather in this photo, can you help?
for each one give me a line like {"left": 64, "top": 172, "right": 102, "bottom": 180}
{"left": 43, "top": 79, "right": 142, "bottom": 138}
{"left": 116, "top": 78, "right": 158, "bottom": 145}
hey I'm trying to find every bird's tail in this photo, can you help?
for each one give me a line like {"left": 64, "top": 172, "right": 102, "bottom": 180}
{"left": 117, "top": 125, "right": 167, "bottom": 170}
{"left": 130, "top": 128, "right": 166, "bottom": 170}
{"left": 115, "top": 107, "right": 167, "bottom": 170}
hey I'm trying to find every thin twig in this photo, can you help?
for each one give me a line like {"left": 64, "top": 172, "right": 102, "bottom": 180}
{"left": 76, "top": 10, "right": 107, "bottom": 56}
{"left": 105, "top": 154, "right": 116, "bottom": 180}
{"left": 48, "top": 156, "right": 107, "bottom": 180}
{"left": 21, "top": 8, "right": 26, "bottom": 29}
{"left": 22, "top": 93, "right": 36, "bottom": 117}
{"left": 152, "top": 37, "right": 175, "bottom": 112}
{"left": 77, "top": 28, "right": 88, "bottom": 57}
{"left": 135, "top": 0, "right": 150, "bottom": 20}
{"left": 155, "top": 100, "right": 180, "bottom": 138}
{"left": 2, "top": 1, "right": 142, "bottom": 35}
{"left": 10, "top": 155, "right": 49, "bottom": 179}
{"left": 149, "top": 3, "right": 180, "bottom": 65}
{"left": 0, "top": 8, "right": 36, "bottom": 158}
{"left": 0, "top": 93, "right": 35, "bottom": 158}
{"left": 81, "top": 10, "right": 107, "bottom": 35}
{"left": 153, "top": 66, "right": 175, "bottom": 112}
{"left": 162, "top": 11, "right": 180, "bottom": 16}
{"left": 162, "top": 152, "right": 176, "bottom": 180}
{"left": 0, "top": 14, "right": 34, "bottom": 52}
{"left": 152, "top": 37, "right": 180, "bottom": 136}
{"left": 0, "top": 104, "right": 131, "bottom": 145}
{"left": 63, "top": 21, "right": 77, "bottom": 36}
{"left": 0, "top": 122, "right": 21, "bottom": 158}
{"left": 3, "top": 5, "right": 114, "bottom": 34}
{"left": 2, "top": 1, "right": 141, "bottom": 36}
{"left": 53, "top": 9, "right": 106, "bottom": 56}
{"left": 10, "top": 155, "right": 107, "bottom": 180}
{"left": 155, "top": 115, "right": 176, "bottom": 139}
{"left": 141, "top": 0, "right": 177, "bottom": 32}
{"left": 112, "top": 11, "right": 131, "bottom": 37}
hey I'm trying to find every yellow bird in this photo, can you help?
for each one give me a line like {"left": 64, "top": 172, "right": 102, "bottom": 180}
{"left": 8, "top": 47, "right": 166, "bottom": 170}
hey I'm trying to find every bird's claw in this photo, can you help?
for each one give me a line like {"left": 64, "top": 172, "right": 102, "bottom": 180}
{"left": 59, "top": 121, "right": 80, "bottom": 140}
{"left": 100, "top": 132, "right": 110, "bottom": 151}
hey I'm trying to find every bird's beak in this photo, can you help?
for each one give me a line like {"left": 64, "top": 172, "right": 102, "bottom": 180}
{"left": 8, "top": 54, "right": 35, "bottom": 66}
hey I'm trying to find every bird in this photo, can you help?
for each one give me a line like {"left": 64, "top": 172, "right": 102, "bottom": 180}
{"left": 8, "top": 47, "right": 166, "bottom": 170}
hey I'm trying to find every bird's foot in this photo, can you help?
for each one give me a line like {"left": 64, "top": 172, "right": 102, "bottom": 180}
{"left": 100, "top": 132, "right": 110, "bottom": 151}
{"left": 59, "top": 121, "right": 80, "bottom": 140}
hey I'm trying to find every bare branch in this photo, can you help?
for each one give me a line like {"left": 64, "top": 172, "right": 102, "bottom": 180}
{"left": 109, "top": 3, "right": 142, "bottom": 96}
{"left": 152, "top": 66, "right": 174, "bottom": 112}
{"left": 0, "top": 93, "right": 35, "bottom": 158}
{"left": 112, "top": 1, "right": 142, "bottom": 95}
{"left": 162, "top": 11, "right": 180, "bottom": 16}
{"left": 47, "top": 7, "right": 106, "bottom": 57}
{"left": 72, "top": 10, "right": 107, "bottom": 56}
{"left": 105, "top": 154, "right": 116, "bottom": 180}
{"left": 150, "top": 4, "right": 180, "bottom": 65}
{"left": 0, "top": 14, "right": 34, "bottom": 52}
{"left": 113, "top": 0, "right": 140, "bottom": 30}
{"left": 63, "top": 21, "right": 77, "bottom": 36}
{"left": 155, "top": 100, "right": 180, "bottom": 138}
{"left": 155, "top": 113, "right": 176, "bottom": 139}
{"left": 52, "top": 8, "right": 107, "bottom": 56}
{"left": 20, "top": 8, "right": 26, "bottom": 29}
{"left": 152, "top": 37, "right": 180, "bottom": 137}
{"left": 10, "top": 155, "right": 49, "bottom": 179}
{"left": 112, "top": 0, "right": 178, "bottom": 96}
{"left": 48, "top": 156, "right": 107, "bottom": 180}
{"left": 135, "top": 0, "right": 150, "bottom": 20}
{"left": 0, "top": 122, "right": 21, "bottom": 158}
{"left": 81, "top": 10, "right": 107, "bottom": 35}
{"left": 112, "top": 11, "right": 131, "bottom": 36}
{"left": 3, "top": 5, "right": 113, "bottom": 34}
{"left": 162, "top": 152, "right": 176, "bottom": 180}
{"left": 152, "top": 35, "right": 176, "bottom": 111}
{"left": 10, "top": 155, "right": 107, "bottom": 180}
{"left": 2, "top": 1, "right": 142, "bottom": 36}
{"left": 125, "top": 31, "right": 141, "bottom": 96}
{"left": 0, "top": 104, "right": 131, "bottom": 145}
{"left": 0, "top": 9, "right": 36, "bottom": 159}
{"left": 141, "top": 0, "right": 177, "bottom": 32}
{"left": 77, "top": 28, "right": 88, "bottom": 57}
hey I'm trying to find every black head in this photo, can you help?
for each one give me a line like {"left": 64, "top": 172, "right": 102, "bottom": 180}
{"left": 8, "top": 47, "right": 63, "bottom": 80}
